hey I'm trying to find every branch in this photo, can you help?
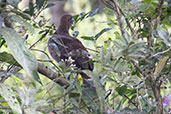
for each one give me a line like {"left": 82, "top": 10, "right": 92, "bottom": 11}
{"left": 114, "top": 1, "right": 135, "bottom": 35}
{"left": 0, "top": 61, "right": 70, "bottom": 87}
{"left": 37, "top": 63, "right": 69, "bottom": 87}
{"left": 102, "top": 0, "right": 135, "bottom": 36}
{"left": 154, "top": 0, "right": 165, "bottom": 30}
{"left": 102, "top": 0, "right": 125, "bottom": 36}
{"left": 148, "top": 0, "right": 164, "bottom": 48}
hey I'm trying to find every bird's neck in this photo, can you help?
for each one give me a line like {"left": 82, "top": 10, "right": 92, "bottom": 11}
{"left": 55, "top": 24, "right": 70, "bottom": 36}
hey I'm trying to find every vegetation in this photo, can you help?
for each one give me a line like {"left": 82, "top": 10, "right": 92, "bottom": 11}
{"left": 0, "top": 0, "right": 170, "bottom": 114}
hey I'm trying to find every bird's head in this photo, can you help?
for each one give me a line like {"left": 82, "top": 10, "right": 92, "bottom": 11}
{"left": 56, "top": 14, "right": 74, "bottom": 35}
{"left": 60, "top": 14, "right": 74, "bottom": 27}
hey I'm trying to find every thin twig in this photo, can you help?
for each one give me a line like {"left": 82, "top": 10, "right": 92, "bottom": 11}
{"left": 103, "top": 0, "right": 125, "bottom": 36}
{"left": 123, "top": 94, "right": 138, "bottom": 109}
{"left": 29, "top": 30, "right": 50, "bottom": 49}
{"left": 113, "top": 0, "right": 135, "bottom": 35}
{"left": 86, "top": 47, "right": 99, "bottom": 53}
{"left": 130, "top": 60, "right": 146, "bottom": 77}
{"left": 31, "top": 48, "right": 51, "bottom": 59}
{"left": 149, "top": 48, "right": 171, "bottom": 58}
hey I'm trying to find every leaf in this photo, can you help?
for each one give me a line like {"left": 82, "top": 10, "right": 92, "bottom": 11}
{"left": 73, "top": 9, "right": 98, "bottom": 24}
{"left": 70, "top": 98, "right": 79, "bottom": 107}
{"left": 81, "top": 28, "right": 112, "bottom": 41}
{"left": 116, "top": 85, "right": 127, "bottom": 96}
{"left": 86, "top": 8, "right": 99, "bottom": 18}
{"left": 32, "top": 100, "right": 48, "bottom": 109}
{"left": 82, "top": 87, "right": 100, "bottom": 112}
{"left": 94, "top": 28, "right": 112, "bottom": 40}
{"left": 158, "top": 29, "right": 171, "bottom": 46}
{"left": 45, "top": 3, "right": 55, "bottom": 9}
{"left": 10, "top": 15, "right": 34, "bottom": 33}
{"left": 7, "top": 0, "right": 20, "bottom": 7}
{"left": 93, "top": 72, "right": 106, "bottom": 113}
{"left": 79, "top": 12, "right": 88, "bottom": 21}
{"left": 0, "top": 28, "right": 41, "bottom": 83}
{"left": 24, "top": 0, "right": 35, "bottom": 16}
{"left": 154, "top": 56, "right": 169, "bottom": 77}
{"left": 138, "top": 4, "right": 148, "bottom": 12}
{"left": 81, "top": 36, "right": 94, "bottom": 41}
{"left": 114, "top": 61, "right": 129, "bottom": 72}
{"left": 0, "top": 16, "right": 2, "bottom": 44}
{"left": 114, "top": 39, "right": 127, "bottom": 48}
{"left": 36, "top": 0, "right": 46, "bottom": 9}
{"left": 158, "top": 29, "right": 167, "bottom": 39}
{"left": 0, "top": 52, "right": 20, "bottom": 66}
{"left": 11, "top": 9, "right": 31, "bottom": 20}
{"left": 118, "top": 107, "right": 147, "bottom": 114}
{"left": 0, "top": 39, "right": 6, "bottom": 48}
{"left": 115, "top": 99, "right": 123, "bottom": 111}
{"left": 0, "top": 84, "right": 22, "bottom": 114}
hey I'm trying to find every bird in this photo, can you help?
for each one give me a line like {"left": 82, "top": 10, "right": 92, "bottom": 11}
{"left": 48, "top": 14, "right": 94, "bottom": 80}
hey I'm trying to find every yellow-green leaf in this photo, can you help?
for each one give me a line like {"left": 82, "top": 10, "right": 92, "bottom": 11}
{"left": 154, "top": 56, "right": 169, "bottom": 77}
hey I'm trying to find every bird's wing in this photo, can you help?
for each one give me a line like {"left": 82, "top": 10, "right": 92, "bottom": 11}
{"left": 48, "top": 34, "right": 94, "bottom": 71}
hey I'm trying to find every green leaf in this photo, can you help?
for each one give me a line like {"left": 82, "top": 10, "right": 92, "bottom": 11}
{"left": 81, "top": 36, "right": 94, "bottom": 41}
{"left": 24, "top": 0, "right": 35, "bottom": 16}
{"left": 0, "top": 84, "right": 22, "bottom": 114}
{"left": 114, "top": 61, "right": 129, "bottom": 72}
{"left": 0, "top": 28, "right": 41, "bottom": 83}
{"left": 94, "top": 28, "right": 112, "bottom": 40}
{"left": 81, "top": 28, "right": 112, "bottom": 41}
{"left": 138, "top": 4, "right": 148, "bottom": 12}
{"left": 0, "top": 52, "right": 20, "bottom": 66}
{"left": 45, "top": 3, "right": 55, "bottom": 9}
{"left": 115, "top": 99, "right": 123, "bottom": 111}
{"left": 36, "top": 0, "right": 46, "bottom": 9}
{"left": 10, "top": 15, "right": 34, "bottom": 33}
{"left": 70, "top": 98, "right": 79, "bottom": 107}
{"left": 116, "top": 85, "right": 127, "bottom": 96}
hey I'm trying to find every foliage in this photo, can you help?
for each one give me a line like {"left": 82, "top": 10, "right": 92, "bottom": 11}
{"left": 0, "top": 0, "right": 171, "bottom": 114}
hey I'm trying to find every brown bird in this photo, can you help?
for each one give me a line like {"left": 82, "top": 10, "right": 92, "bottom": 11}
{"left": 48, "top": 14, "right": 94, "bottom": 79}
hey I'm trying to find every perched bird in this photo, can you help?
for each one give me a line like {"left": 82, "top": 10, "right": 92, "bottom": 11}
{"left": 48, "top": 14, "right": 94, "bottom": 79}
